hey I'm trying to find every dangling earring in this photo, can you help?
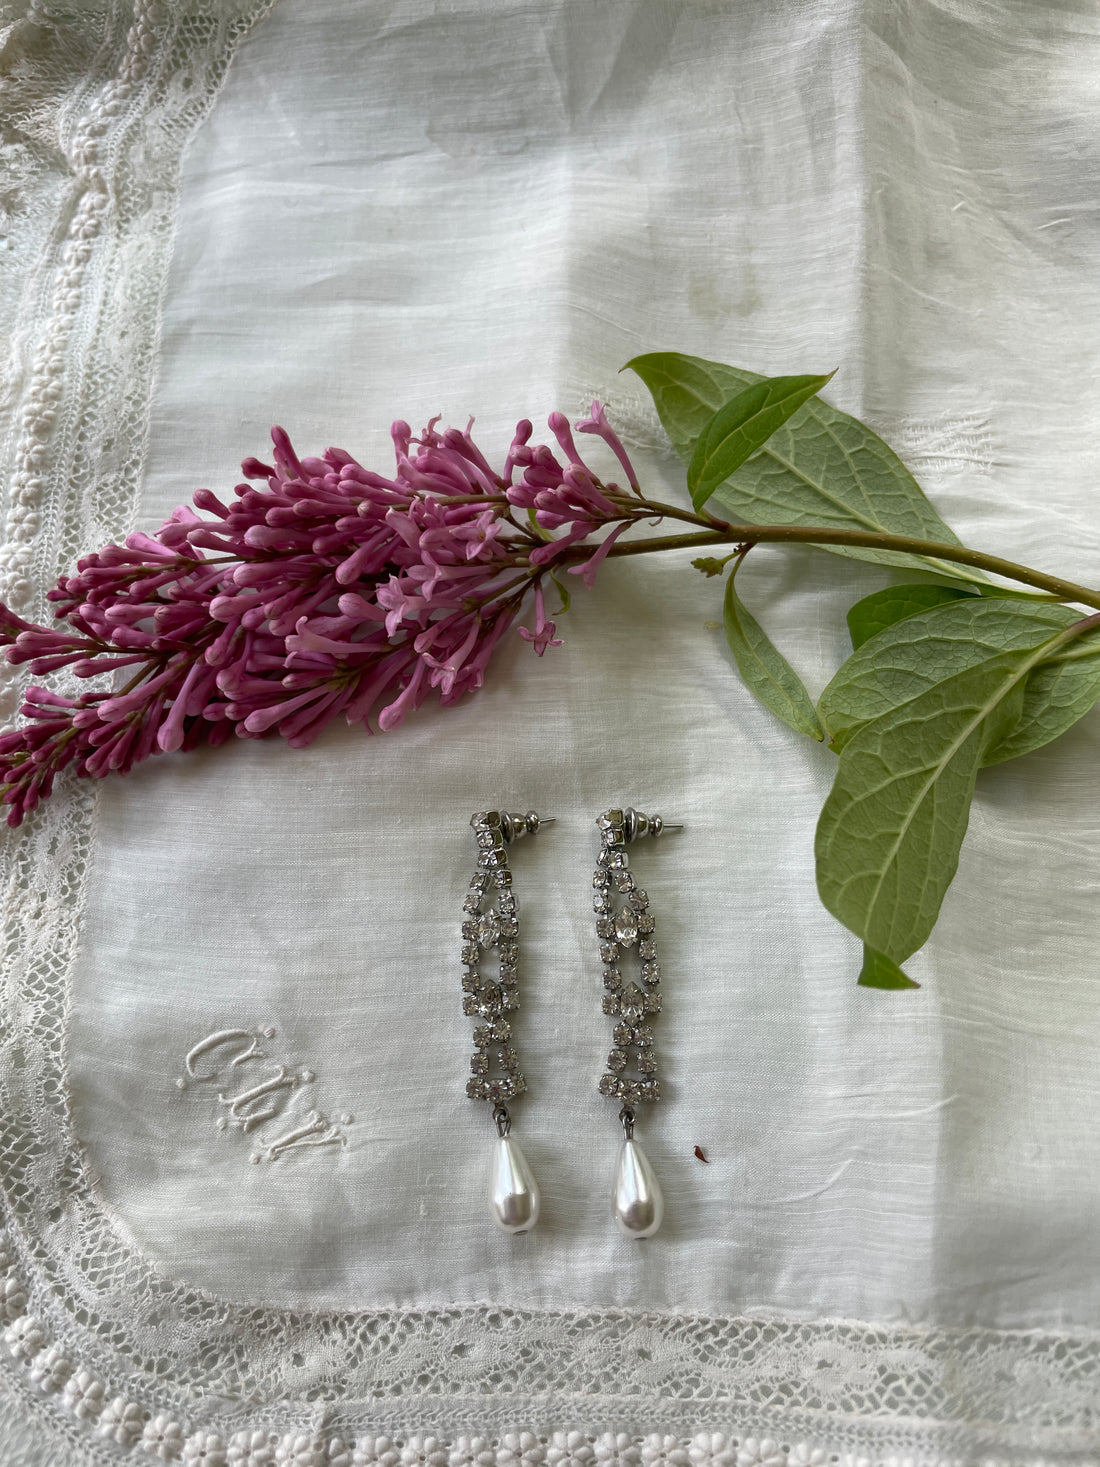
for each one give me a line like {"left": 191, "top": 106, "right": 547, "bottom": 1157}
{"left": 462, "top": 809, "right": 551, "bottom": 1233}
{"left": 593, "top": 806, "right": 680, "bottom": 1238}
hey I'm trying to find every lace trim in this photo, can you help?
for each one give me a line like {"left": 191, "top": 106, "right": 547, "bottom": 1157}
{"left": 2, "top": 1223, "right": 1099, "bottom": 1461}
{"left": 0, "top": 4, "right": 1097, "bottom": 1464}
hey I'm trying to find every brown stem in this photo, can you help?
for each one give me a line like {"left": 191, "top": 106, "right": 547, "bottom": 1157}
{"left": 572, "top": 526, "right": 1100, "bottom": 611}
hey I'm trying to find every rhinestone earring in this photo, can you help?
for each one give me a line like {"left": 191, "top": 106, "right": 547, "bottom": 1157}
{"left": 462, "top": 809, "right": 551, "bottom": 1233}
{"left": 593, "top": 806, "right": 680, "bottom": 1238}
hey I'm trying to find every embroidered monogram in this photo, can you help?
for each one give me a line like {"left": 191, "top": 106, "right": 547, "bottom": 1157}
{"left": 176, "top": 1027, "right": 352, "bottom": 1164}
{"left": 178, "top": 1026, "right": 276, "bottom": 1083}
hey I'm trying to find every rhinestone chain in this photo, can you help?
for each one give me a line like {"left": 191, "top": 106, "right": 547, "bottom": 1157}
{"left": 594, "top": 810, "right": 661, "bottom": 1106}
{"left": 462, "top": 813, "right": 527, "bottom": 1106}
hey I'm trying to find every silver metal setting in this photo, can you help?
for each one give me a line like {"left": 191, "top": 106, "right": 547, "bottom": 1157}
{"left": 594, "top": 808, "right": 676, "bottom": 1110}
{"left": 463, "top": 811, "right": 550, "bottom": 1117}
{"left": 595, "top": 807, "right": 678, "bottom": 1238}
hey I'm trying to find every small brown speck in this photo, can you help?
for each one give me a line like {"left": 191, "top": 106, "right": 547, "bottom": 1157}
{"left": 694, "top": 1145, "right": 709, "bottom": 1163}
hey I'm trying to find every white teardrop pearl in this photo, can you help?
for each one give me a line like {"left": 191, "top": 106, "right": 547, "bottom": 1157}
{"left": 489, "top": 1135, "right": 540, "bottom": 1233}
{"left": 613, "top": 1137, "right": 664, "bottom": 1238}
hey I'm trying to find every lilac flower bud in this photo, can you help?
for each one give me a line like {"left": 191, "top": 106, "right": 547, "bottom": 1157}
{"left": 0, "top": 404, "right": 644, "bottom": 823}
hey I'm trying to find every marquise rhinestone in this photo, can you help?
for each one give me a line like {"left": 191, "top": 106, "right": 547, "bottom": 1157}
{"left": 475, "top": 912, "right": 501, "bottom": 947}
{"left": 620, "top": 983, "right": 645, "bottom": 1023}
{"left": 614, "top": 907, "right": 639, "bottom": 946}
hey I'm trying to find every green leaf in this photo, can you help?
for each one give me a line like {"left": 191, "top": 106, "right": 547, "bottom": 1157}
{"left": 817, "top": 654, "right": 1027, "bottom": 965}
{"left": 819, "top": 598, "right": 1082, "bottom": 752}
{"left": 846, "top": 583, "right": 976, "bottom": 651}
{"left": 688, "top": 372, "right": 834, "bottom": 511}
{"left": 983, "top": 628, "right": 1100, "bottom": 765}
{"left": 859, "top": 946, "right": 920, "bottom": 990}
{"left": 624, "top": 351, "right": 755, "bottom": 458}
{"left": 723, "top": 567, "right": 824, "bottom": 741}
{"left": 624, "top": 351, "right": 987, "bottom": 582}
{"left": 815, "top": 605, "right": 1087, "bottom": 968}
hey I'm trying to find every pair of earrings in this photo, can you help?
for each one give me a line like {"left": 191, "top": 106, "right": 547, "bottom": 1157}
{"left": 460, "top": 807, "right": 678, "bottom": 1239}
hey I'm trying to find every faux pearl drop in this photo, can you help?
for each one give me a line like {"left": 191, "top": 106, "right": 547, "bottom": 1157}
{"left": 613, "top": 1137, "right": 664, "bottom": 1238}
{"left": 489, "top": 1135, "right": 540, "bottom": 1233}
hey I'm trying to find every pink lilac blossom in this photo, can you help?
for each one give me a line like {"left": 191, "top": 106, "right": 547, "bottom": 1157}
{"left": 0, "top": 405, "right": 644, "bottom": 826}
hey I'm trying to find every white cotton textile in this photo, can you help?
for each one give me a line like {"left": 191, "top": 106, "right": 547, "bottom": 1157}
{"left": 3, "top": 1, "right": 1100, "bottom": 1463}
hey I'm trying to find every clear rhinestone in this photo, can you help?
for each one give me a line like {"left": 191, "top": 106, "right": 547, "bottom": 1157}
{"left": 473, "top": 1021, "right": 510, "bottom": 1047}
{"left": 475, "top": 912, "right": 501, "bottom": 947}
{"left": 598, "top": 1074, "right": 623, "bottom": 1098}
{"left": 461, "top": 919, "right": 476, "bottom": 940}
{"left": 498, "top": 892, "right": 517, "bottom": 915}
{"left": 499, "top": 941, "right": 519, "bottom": 963}
{"left": 602, "top": 993, "right": 621, "bottom": 1015}
{"left": 469, "top": 871, "right": 490, "bottom": 892}
{"left": 637, "top": 1078, "right": 661, "bottom": 1103}
{"left": 593, "top": 869, "right": 611, "bottom": 889}
{"left": 498, "top": 1046, "right": 519, "bottom": 1072}
{"left": 466, "top": 1078, "right": 489, "bottom": 1100}
{"left": 616, "top": 872, "right": 636, "bottom": 894}
{"left": 499, "top": 958, "right": 518, "bottom": 981}
{"left": 598, "top": 849, "right": 626, "bottom": 869}
{"left": 487, "top": 1082, "right": 506, "bottom": 1103}
{"left": 641, "top": 961, "right": 661, "bottom": 984}
{"left": 470, "top": 812, "right": 490, "bottom": 828}
{"left": 632, "top": 1024, "right": 654, "bottom": 1048}
{"left": 494, "top": 868, "right": 513, "bottom": 888}
{"left": 607, "top": 1048, "right": 627, "bottom": 1072}
{"left": 619, "top": 1080, "right": 641, "bottom": 1105}
{"left": 476, "top": 829, "right": 501, "bottom": 850}
{"left": 462, "top": 894, "right": 481, "bottom": 914}
{"left": 596, "top": 916, "right": 615, "bottom": 940}
{"left": 593, "top": 890, "right": 611, "bottom": 914}
{"left": 478, "top": 849, "right": 506, "bottom": 869}
{"left": 639, "top": 938, "right": 658, "bottom": 960}
{"left": 499, "top": 915, "right": 519, "bottom": 938}
{"left": 501, "top": 987, "right": 520, "bottom": 1011}
{"left": 637, "top": 912, "right": 655, "bottom": 934}
{"left": 614, "top": 907, "right": 639, "bottom": 947}
{"left": 645, "top": 990, "right": 662, "bottom": 1014}
{"left": 461, "top": 942, "right": 478, "bottom": 965}
{"left": 637, "top": 1050, "right": 658, "bottom": 1075}
{"left": 599, "top": 941, "right": 619, "bottom": 964}
{"left": 478, "top": 986, "right": 504, "bottom": 1016}
{"left": 613, "top": 1022, "right": 634, "bottom": 1047}
{"left": 603, "top": 966, "right": 623, "bottom": 992}
{"left": 462, "top": 971, "right": 480, "bottom": 994}
{"left": 597, "top": 810, "right": 623, "bottom": 829}
{"left": 628, "top": 889, "right": 649, "bottom": 910}
{"left": 471, "top": 1053, "right": 489, "bottom": 1075}
{"left": 462, "top": 994, "right": 479, "bottom": 1015}
{"left": 511, "top": 1073, "right": 528, "bottom": 1096}
{"left": 620, "top": 983, "right": 645, "bottom": 1023}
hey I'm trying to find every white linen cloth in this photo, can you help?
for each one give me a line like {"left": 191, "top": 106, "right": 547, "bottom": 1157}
{"left": 1, "top": 1, "right": 1100, "bottom": 1462}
